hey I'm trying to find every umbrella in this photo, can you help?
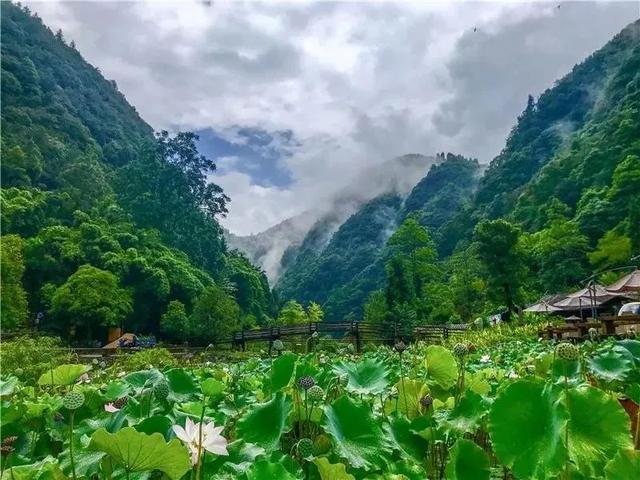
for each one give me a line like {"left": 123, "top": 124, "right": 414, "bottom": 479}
{"left": 606, "top": 269, "right": 640, "bottom": 293}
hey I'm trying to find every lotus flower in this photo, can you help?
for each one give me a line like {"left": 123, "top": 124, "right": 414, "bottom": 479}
{"left": 172, "top": 417, "right": 228, "bottom": 464}
{"left": 480, "top": 355, "right": 491, "bottom": 363}
{"left": 104, "top": 403, "right": 120, "bottom": 413}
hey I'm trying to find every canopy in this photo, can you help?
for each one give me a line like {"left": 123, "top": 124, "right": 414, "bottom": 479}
{"left": 554, "top": 283, "right": 618, "bottom": 309}
{"left": 524, "top": 301, "right": 563, "bottom": 313}
{"left": 606, "top": 269, "right": 640, "bottom": 293}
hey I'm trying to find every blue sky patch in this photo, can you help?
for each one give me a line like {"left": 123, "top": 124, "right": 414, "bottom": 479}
{"left": 195, "top": 127, "right": 295, "bottom": 188}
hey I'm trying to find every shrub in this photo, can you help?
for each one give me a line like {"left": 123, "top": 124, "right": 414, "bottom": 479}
{"left": 114, "top": 347, "right": 178, "bottom": 371}
{"left": 0, "top": 335, "right": 76, "bottom": 384}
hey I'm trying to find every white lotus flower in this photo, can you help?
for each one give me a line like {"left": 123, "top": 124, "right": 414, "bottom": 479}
{"left": 172, "top": 418, "right": 228, "bottom": 464}
{"left": 480, "top": 355, "right": 491, "bottom": 363}
{"left": 104, "top": 403, "right": 120, "bottom": 413}
{"left": 507, "top": 371, "right": 519, "bottom": 379}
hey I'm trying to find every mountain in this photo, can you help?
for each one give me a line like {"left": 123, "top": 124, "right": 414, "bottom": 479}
{"left": 245, "top": 19, "right": 639, "bottom": 323}
{"left": 227, "top": 153, "right": 438, "bottom": 281}
{"left": 275, "top": 154, "right": 481, "bottom": 320}
{"left": 1, "top": 2, "right": 275, "bottom": 341}
{"left": 438, "top": 19, "right": 640, "bottom": 255}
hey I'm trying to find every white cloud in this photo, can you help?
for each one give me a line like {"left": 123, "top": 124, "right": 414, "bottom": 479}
{"left": 26, "top": 0, "right": 640, "bottom": 235}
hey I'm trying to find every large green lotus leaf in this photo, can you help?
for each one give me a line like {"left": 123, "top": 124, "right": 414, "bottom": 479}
{"left": 587, "top": 346, "right": 635, "bottom": 383}
{"left": 135, "top": 415, "right": 173, "bottom": 438}
{"left": 202, "top": 440, "right": 264, "bottom": 477}
{"left": 103, "top": 381, "right": 130, "bottom": 401}
{"left": 200, "top": 377, "right": 225, "bottom": 398}
{"left": 322, "top": 395, "right": 392, "bottom": 470}
{"left": 0, "top": 376, "right": 18, "bottom": 396}
{"left": 124, "top": 369, "right": 163, "bottom": 388}
{"left": 313, "top": 457, "right": 355, "bottom": 480}
{"left": 385, "top": 378, "right": 429, "bottom": 419}
{"left": 246, "top": 458, "right": 296, "bottom": 480}
{"left": 237, "top": 392, "right": 292, "bottom": 451}
{"left": 424, "top": 345, "right": 458, "bottom": 390}
{"left": 385, "top": 413, "right": 428, "bottom": 462}
{"left": 604, "top": 449, "right": 640, "bottom": 480}
{"left": 488, "top": 379, "right": 567, "bottom": 479}
{"left": 165, "top": 368, "right": 198, "bottom": 402}
{"left": 442, "top": 389, "right": 487, "bottom": 435}
{"left": 564, "top": 385, "right": 633, "bottom": 476}
{"left": 467, "top": 370, "right": 491, "bottom": 396}
{"left": 445, "top": 439, "right": 490, "bottom": 480}
{"left": 89, "top": 427, "right": 191, "bottom": 480}
{"left": 37, "top": 364, "right": 91, "bottom": 386}
{"left": 617, "top": 339, "right": 640, "bottom": 364}
{"left": 332, "top": 357, "right": 390, "bottom": 395}
{"left": 270, "top": 352, "right": 297, "bottom": 392}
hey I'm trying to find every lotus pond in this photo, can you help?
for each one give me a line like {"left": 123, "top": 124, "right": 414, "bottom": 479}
{"left": 1, "top": 335, "right": 639, "bottom": 480}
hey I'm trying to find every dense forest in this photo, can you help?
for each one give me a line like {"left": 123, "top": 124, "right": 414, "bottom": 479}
{"left": 274, "top": 18, "right": 640, "bottom": 324}
{"left": 0, "top": 2, "right": 280, "bottom": 344}
{"left": 2, "top": 2, "right": 639, "bottom": 344}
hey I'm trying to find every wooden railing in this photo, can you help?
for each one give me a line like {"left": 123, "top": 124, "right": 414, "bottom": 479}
{"left": 538, "top": 314, "right": 640, "bottom": 340}
{"left": 65, "top": 321, "right": 468, "bottom": 358}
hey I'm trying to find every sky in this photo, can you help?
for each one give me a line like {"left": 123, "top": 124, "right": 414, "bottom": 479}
{"left": 26, "top": 0, "right": 640, "bottom": 235}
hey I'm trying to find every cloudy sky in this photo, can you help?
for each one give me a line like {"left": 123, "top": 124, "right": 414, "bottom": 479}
{"left": 27, "top": 1, "right": 639, "bottom": 235}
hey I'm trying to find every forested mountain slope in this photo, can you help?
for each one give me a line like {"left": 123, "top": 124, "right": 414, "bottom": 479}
{"left": 1, "top": 2, "right": 275, "bottom": 343}
{"left": 276, "top": 154, "right": 480, "bottom": 320}
{"left": 275, "top": 19, "right": 639, "bottom": 324}
{"left": 439, "top": 19, "right": 640, "bottom": 255}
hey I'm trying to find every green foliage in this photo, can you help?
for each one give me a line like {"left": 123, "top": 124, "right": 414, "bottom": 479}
{"left": 275, "top": 300, "right": 308, "bottom": 325}
{"left": 474, "top": 220, "right": 526, "bottom": 320}
{"left": 0, "top": 235, "right": 29, "bottom": 328}
{"left": 0, "top": 3, "right": 274, "bottom": 344}
{"left": 189, "top": 285, "right": 241, "bottom": 344}
{"left": 588, "top": 229, "right": 632, "bottom": 270}
{"left": 160, "top": 300, "right": 189, "bottom": 343}
{"left": 49, "top": 265, "right": 133, "bottom": 338}
{"left": 0, "top": 335, "right": 76, "bottom": 383}
{"left": 116, "top": 347, "right": 178, "bottom": 372}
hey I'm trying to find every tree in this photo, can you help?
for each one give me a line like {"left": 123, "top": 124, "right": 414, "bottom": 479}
{"left": 524, "top": 218, "right": 589, "bottom": 292}
{"left": 363, "top": 290, "right": 388, "bottom": 325}
{"left": 189, "top": 285, "right": 240, "bottom": 344}
{"left": 588, "top": 230, "right": 632, "bottom": 270}
{"left": 306, "top": 302, "right": 324, "bottom": 323}
{"left": 1, "top": 235, "right": 29, "bottom": 329}
{"left": 49, "top": 264, "right": 132, "bottom": 340}
{"left": 474, "top": 220, "right": 526, "bottom": 321}
{"left": 276, "top": 300, "right": 308, "bottom": 325}
{"left": 160, "top": 300, "right": 189, "bottom": 343}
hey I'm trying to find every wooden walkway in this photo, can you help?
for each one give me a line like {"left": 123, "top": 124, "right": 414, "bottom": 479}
{"left": 69, "top": 321, "right": 468, "bottom": 359}
{"left": 538, "top": 314, "right": 640, "bottom": 340}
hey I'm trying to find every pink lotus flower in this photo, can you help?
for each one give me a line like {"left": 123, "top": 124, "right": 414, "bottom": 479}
{"left": 104, "top": 403, "right": 120, "bottom": 413}
{"left": 172, "top": 417, "right": 228, "bottom": 465}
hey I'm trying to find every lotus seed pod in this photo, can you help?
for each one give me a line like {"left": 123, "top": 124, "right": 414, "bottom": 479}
{"left": 346, "top": 343, "right": 355, "bottom": 353}
{"left": 453, "top": 343, "right": 468, "bottom": 357}
{"left": 307, "top": 385, "right": 324, "bottom": 402}
{"left": 588, "top": 327, "right": 597, "bottom": 339}
{"left": 313, "top": 434, "right": 332, "bottom": 455}
{"left": 297, "top": 376, "right": 316, "bottom": 390}
{"left": 63, "top": 391, "right": 85, "bottom": 410}
{"left": 92, "top": 359, "right": 99, "bottom": 366}
{"left": 556, "top": 342, "right": 579, "bottom": 361}
{"left": 14, "top": 368, "right": 24, "bottom": 377}
{"left": 153, "top": 380, "right": 170, "bottom": 400}
{"left": 113, "top": 396, "right": 129, "bottom": 409}
{"left": 394, "top": 341, "right": 407, "bottom": 354}
{"left": 99, "top": 361, "right": 107, "bottom": 369}
{"left": 297, "top": 438, "right": 314, "bottom": 458}
{"left": 272, "top": 339, "right": 284, "bottom": 351}
{"left": 419, "top": 394, "right": 433, "bottom": 408}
